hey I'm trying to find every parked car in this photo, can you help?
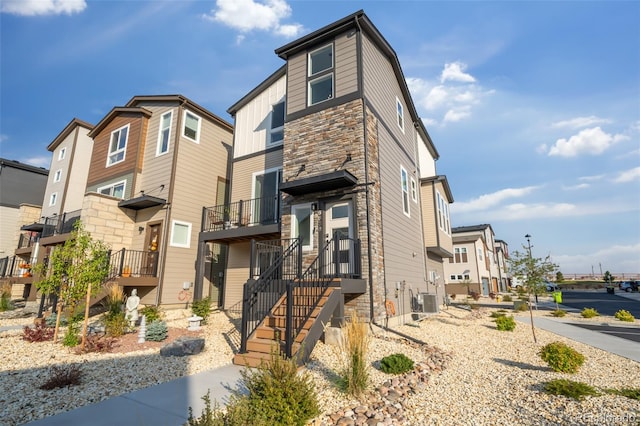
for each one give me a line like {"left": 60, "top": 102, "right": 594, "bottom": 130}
{"left": 618, "top": 280, "right": 639, "bottom": 292}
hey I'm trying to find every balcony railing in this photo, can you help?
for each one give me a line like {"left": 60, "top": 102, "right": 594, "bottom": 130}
{"left": 0, "top": 255, "right": 38, "bottom": 278}
{"left": 203, "top": 196, "right": 280, "bottom": 232}
{"left": 41, "top": 209, "right": 82, "bottom": 238}
{"left": 107, "top": 248, "right": 159, "bottom": 278}
{"left": 17, "top": 232, "right": 39, "bottom": 249}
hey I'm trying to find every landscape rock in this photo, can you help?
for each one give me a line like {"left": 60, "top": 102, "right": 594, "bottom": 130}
{"left": 160, "top": 336, "right": 205, "bottom": 357}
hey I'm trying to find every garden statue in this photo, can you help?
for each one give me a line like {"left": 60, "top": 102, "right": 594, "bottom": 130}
{"left": 125, "top": 288, "right": 140, "bottom": 326}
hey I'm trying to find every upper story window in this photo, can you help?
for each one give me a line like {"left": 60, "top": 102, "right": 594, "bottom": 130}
{"left": 49, "top": 192, "right": 57, "bottom": 206}
{"left": 269, "top": 101, "right": 285, "bottom": 145}
{"left": 478, "top": 248, "right": 484, "bottom": 261}
{"left": 308, "top": 44, "right": 334, "bottom": 106}
{"left": 396, "top": 97, "right": 405, "bottom": 132}
{"left": 98, "top": 180, "right": 126, "bottom": 199}
{"left": 436, "top": 191, "right": 451, "bottom": 235}
{"left": 170, "top": 220, "right": 192, "bottom": 248}
{"left": 400, "top": 166, "right": 410, "bottom": 217}
{"left": 58, "top": 148, "right": 66, "bottom": 161}
{"left": 450, "top": 247, "right": 468, "bottom": 263}
{"left": 183, "top": 111, "right": 201, "bottom": 143}
{"left": 410, "top": 177, "right": 417, "bottom": 202}
{"left": 157, "top": 111, "right": 173, "bottom": 155}
{"left": 53, "top": 169, "right": 62, "bottom": 183}
{"left": 107, "top": 124, "right": 129, "bottom": 166}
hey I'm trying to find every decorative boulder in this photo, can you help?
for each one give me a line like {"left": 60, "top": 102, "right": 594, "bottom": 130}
{"left": 160, "top": 337, "right": 205, "bottom": 357}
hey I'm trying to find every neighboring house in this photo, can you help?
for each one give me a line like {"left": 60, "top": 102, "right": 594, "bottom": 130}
{"left": 444, "top": 224, "right": 498, "bottom": 295}
{"left": 494, "top": 239, "right": 510, "bottom": 292}
{"left": 0, "top": 159, "right": 48, "bottom": 295}
{"left": 196, "top": 10, "right": 446, "bottom": 365}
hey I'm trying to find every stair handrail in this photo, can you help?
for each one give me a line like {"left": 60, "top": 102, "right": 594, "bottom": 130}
{"left": 284, "top": 233, "right": 361, "bottom": 358}
{"left": 239, "top": 237, "right": 301, "bottom": 353}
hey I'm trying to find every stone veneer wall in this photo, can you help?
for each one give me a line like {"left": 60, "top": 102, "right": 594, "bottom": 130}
{"left": 14, "top": 204, "right": 42, "bottom": 249}
{"left": 81, "top": 193, "right": 135, "bottom": 250}
{"left": 282, "top": 99, "right": 387, "bottom": 321}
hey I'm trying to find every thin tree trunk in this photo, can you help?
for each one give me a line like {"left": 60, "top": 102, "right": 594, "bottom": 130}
{"left": 80, "top": 285, "right": 92, "bottom": 350}
{"left": 53, "top": 301, "right": 63, "bottom": 342}
{"left": 528, "top": 293, "right": 537, "bottom": 343}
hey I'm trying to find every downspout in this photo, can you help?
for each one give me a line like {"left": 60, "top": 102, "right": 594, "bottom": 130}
{"left": 155, "top": 100, "right": 184, "bottom": 306}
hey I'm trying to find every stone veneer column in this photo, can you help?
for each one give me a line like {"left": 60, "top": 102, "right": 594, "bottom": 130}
{"left": 81, "top": 194, "right": 135, "bottom": 250}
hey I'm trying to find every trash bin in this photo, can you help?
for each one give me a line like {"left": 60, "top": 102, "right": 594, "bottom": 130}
{"left": 606, "top": 286, "right": 615, "bottom": 294}
{"left": 552, "top": 291, "right": 562, "bottom": 303}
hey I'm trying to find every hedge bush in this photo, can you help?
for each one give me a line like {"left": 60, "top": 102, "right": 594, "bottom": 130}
{"left": 539, "top": 341, "right": 585, "bottom": 373}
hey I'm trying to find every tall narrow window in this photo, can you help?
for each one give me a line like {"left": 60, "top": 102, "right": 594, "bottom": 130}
{"left": 107, "top": 124, "right": 129, "bottom": 166}
{"left": 270, "top": 101, "right": 285, "bottom": 145}
{"left": 157, "top": 111, "right": 172, "bottom": 155}
{"left": 400, "top": 166, "right": 410, "bottom": 216}
{"left": 58, "top": 148, "right": 66, "bottom": 161}
{"left": 292, "top": 204, "right": 313, "bottom": 250}
{"left": 396, "top": 97, "right": 404, "bottom": 132}
{"left": 183, "top": 111, "right": 201, "bottom": 143}
{"left": 49, "top": 192, "right": 57, "bottom": 206}
{"left": 53, "top": 170, "right": 62, "bottom": 183}
{"left": 253, "top": 168, "right": 282, "bottom": 224}
{"left": 410, "top": 177, "right": 417, "bottom": 202}
{"left": 308, "top": 44, "right": 334, "bottom": 106}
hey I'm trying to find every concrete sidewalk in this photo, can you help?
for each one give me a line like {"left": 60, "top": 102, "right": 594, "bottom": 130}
{"left": 25, "top": 363, "right": 245, "bottom": 426}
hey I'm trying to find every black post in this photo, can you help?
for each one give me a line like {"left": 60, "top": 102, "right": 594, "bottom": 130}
{"left": 296, "top": 237, "right": 302, "bottom": 279}
{"left": 239, "top": 282, "right": 250, "bottom": 353}
{"left": 118, "top": 248, "right": 126, "bottom": 276}
{"left": 249, "top": 239, "right": 256, "bottom": 279}
{"left": 285, "top": 280, "right": 293, "bottom": 358}
{"left": 333, "top": 232, "right": 340, "bottom": 277}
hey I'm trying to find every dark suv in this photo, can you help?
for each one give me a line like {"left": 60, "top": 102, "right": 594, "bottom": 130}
{"left": 618, "top": 280, "right": 639, "bottom": 292}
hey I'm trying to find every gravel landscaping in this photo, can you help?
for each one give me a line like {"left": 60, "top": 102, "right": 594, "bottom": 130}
{"left": 1, "top": 300, "right": 639, "bottom": 425}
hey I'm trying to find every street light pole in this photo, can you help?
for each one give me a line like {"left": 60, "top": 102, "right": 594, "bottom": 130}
{"left": 524, "top": 233, "right": 537, "bottom": 343}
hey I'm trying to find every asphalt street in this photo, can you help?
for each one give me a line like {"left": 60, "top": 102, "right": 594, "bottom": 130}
{"left": 559, "top": 290, "right": 640, "bottom": 318}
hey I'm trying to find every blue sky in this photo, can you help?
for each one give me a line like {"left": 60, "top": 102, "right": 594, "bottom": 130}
{"left": 1, "top": 0, "right": 639, "bottom": 275}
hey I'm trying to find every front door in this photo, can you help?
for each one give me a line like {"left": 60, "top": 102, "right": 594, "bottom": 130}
{"left": 325, "top": 201, "right": 353, "bottom": 276}
{"left": 144, "top": 223, "right": 161, "bottom": 276}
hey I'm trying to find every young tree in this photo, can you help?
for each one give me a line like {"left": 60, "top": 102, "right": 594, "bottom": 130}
{"left": 33, "top": 222, "right": 110, "bottom": 346}
{"left": 508, "top": 248, "right": 558, "bottom": 343}
{"left": 556, "top": 271, "right": 564, "bottom": 283}
{"left": 603, "top": 271, "right": 615, "bottom": 285}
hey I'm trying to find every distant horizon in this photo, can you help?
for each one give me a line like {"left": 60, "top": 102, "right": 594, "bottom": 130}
{"left": 1, "top": 1, "right": 638, "bottom": 274}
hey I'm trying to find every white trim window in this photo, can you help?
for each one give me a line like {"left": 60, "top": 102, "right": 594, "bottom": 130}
{"left": 107, "top": 124, "right": 129, "bottom": 166}
{"left": 98, "top": 180, "right": 126, "bottom": 199}
{"left": 478, "top": 248, "right": 484, "bottom": 261}
{"left": 410, "top": 177, "right": 417, "bottom": 202}
{"left": 183, "top": 110, "right": 201, "bottom": 143}
{"left": 449, "top": 275, "right": 456, "bottom": 281}
{"left": 170, "top": 220, "right": 192, "bottom": 248}
{"left": 53, "top": 169, "right": 62, "bottom": 183}
{"left": 436, "top": 191, "right": 451, "bottom": 234}
{"left": 157, "top": 111, "right": 172, "bottom": 156}
{"left": 269, "top": 101, "right": 285, "bottom": 145}
{"left": 396, "top": 97, "right": 405, "bottom": 132}
{"left": 400, "top": 166, "right": 410, "bottom": 216}
{"left": 58, "top": 148, "right": 66, "bottom": 161}
{"left": 308, "top": 43, "right": 334, "bottom": 106}
{"left": 49, "top": 192, "right": 57, "bottom": 206}
{"left": 292, "top": 204, "right": 313, "bottom": 250}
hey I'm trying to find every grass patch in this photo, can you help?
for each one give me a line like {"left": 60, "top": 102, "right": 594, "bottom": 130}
{"left": 605, "top": 388, "right": 640, "bottom": 400}
{"left": 490, "top": 311, "right": 506, "bottom": 318}
{"left": 543, "top": 379, "right": 599, "bottom": 400}
{"left": 550, "top": 309, "right": 566, "bottom": 317}
{"left": 337, "top": 311, "right": 370, "bottom": 397}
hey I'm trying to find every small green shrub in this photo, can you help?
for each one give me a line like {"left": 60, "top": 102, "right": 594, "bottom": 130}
{"left": 0, "top": 294, "right": 13, "bottom": 312}
{"left": 192, "top": 297, "right": 212, "bottom": 324}
{"left": 502, "top": 294, "right": 513, "bottom": 302}
{"left": 514, "top": 301, "right": 528, "bottom": 312}
{"left": 581, "top": 307, "right": 599, "bottom": 318}
{"left": 544, "top": 379, "right": 599, "bottom": 400}
{"left": 145, "top": 320, "right": 168, "bottom": 342}
{"left": 539, "top": 341, "right": 585, "bottom": 373}
{"left": 605, "top": 387, "right": 640, "bottom": 400}
{"left": 22, "top": 324, "right": 54, "bottom": 342}
{"left": 490, "top": 311, "right": 506, "bottom": 318}
{"left": 40, "top": 365, "right": 82, "bottom": 390}
{"left": 140, "top": 305, "right": 163, "bottom": 323}
{"left": 494, "top": 315, "right": 516, "bottom": 331}
{"left": 380, "top": 353, "right": 415, "bottom": 375}
{"left": 550, "top": 309, "right": 567, "bottom": 317}
{"left": 103, "top": 311, "right": 127, "bottom": 337}
{"left": 614, "top": 309, "right": 635, "bottom": 322}
{"left": 46, "top": 313, "right": 68, "bottom": 327}
{"left": 62, "top": 321, "right": 80, "bottom": 347}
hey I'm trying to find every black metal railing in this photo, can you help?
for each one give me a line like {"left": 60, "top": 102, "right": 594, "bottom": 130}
{"left": 203, "top": 196, "right": 280, "bottom": 232}
{"left": 106, "top": 248, "right": 159, "bottom": 278}
{"left": 17, "top": 232, "right": 39, "bottom": 249}
{"left": 0, "top": 255, "right": 38, "bottom": 278}
{"left": 41, "top": 209, "right": 82, "bottom": 238}
{"left": 284, "top": 233, "right": 361, "bottom": 357}
{"left": 239, "top": 238, "right": 302, "bottom": 353}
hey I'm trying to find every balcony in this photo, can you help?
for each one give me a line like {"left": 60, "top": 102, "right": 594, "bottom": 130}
{"left": 105, "top": 248, "right": 159, "bottom": 287}
{"left": 200, "top": 196, "right": 281, "bottom": 243}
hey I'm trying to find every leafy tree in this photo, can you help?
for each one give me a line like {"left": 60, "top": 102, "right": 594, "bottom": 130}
{"left": 603, "top": 271, "right": 615, "bottom": 285}
{"left": 508, "top": 248, "right": 558, "bottom": 343}
{"left": 556, "top": 271, "right": 564, "bottom": 283}
{"left": 33, "top": 222, "right": 110, "bottom": 347}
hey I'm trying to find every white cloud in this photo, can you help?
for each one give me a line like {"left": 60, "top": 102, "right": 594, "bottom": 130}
{"left": 579, "top": 174, "right": 605, "bottom": 182}
{"left": 21, "top": 157, "right": 51, "bottom": 168}
{"left": 203, "top": 0, "right": 303, "bottom": 38}
{"left": 1, "top": 0, "right": 86, "bottom": 16}
{"left": 0, "top": 134, "right": 8, "bottom": 143}
{"left": 553, "top": 243, "right": 640, "bottom": 274}
{"left": 443, "top": 107, "right": 471, "bottom": 123}
{"left": 613, "top": 167, "right": 640, "bottom": 183}
{"left": 441, "top": 62, "right": 476, "bottom": 83}
{"left": 562, "top": 183, "right": 589, "bottom": 190}
{"left": 547, "top": 127, "right": 628, "bottom": 157}
{"left": 452, "top": 186, "right": 540, "bottom": 213}
{"left": 551, "top": 115, "right": 611, "bottom": 129}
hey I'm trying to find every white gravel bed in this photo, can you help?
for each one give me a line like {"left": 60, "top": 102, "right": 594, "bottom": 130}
{"left": 1, "top": 304, "right": 639, "bottom": 425}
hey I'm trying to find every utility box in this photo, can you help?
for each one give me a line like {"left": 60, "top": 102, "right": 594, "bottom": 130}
{"left": 421, "top": 294, "right": 439, "bottom": 313}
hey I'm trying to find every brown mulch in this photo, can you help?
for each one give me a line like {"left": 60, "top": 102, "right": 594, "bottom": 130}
{"left": 108, "top": 327, "right": 203, "bottom": 354}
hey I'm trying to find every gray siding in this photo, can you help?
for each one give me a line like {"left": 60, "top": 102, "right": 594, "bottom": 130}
{"left": 286, "top": 53, "right": 307, "bottom": 115}
{"left": 231, "top": 150, "right": 283, "bottom": 202}
{"left": 335, "top": 31, "right": 358, "bottom": 98}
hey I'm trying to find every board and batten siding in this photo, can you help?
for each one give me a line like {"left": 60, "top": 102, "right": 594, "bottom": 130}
{"left": 234, "top": 76, "right": 286, "bottom": 158}
{"left": 41, "top": 134, "right": 74, "bottom": 219}
{"left": 161, "top": 109, "right": 233, "bottom": 304}
{"left": 63, "top": 129, "right": 93, "bottom": 214}
{"left": 223, "top": 242, "right": 251, "bottom": 310}
{"left": 376, "top": 122, "right": 427, "bottom": 293}
{"left": 361, "top": 34, "right": 415, "bottom": 160}
{"left": 231, "top": 149, "right": 283, "bottom": 202}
